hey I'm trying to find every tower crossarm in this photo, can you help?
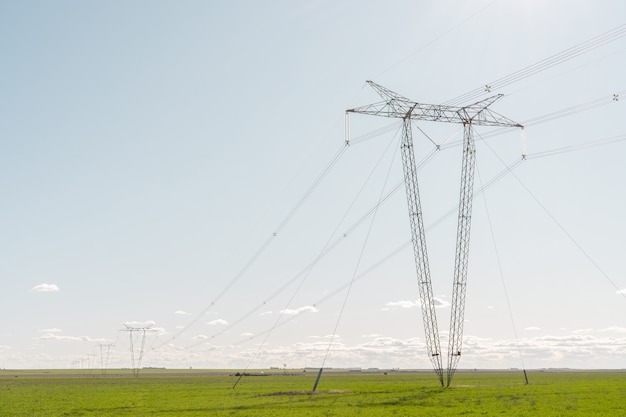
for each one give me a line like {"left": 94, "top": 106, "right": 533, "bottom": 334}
{"left": 347, "top": 81, "right": 522, "bottom": 128}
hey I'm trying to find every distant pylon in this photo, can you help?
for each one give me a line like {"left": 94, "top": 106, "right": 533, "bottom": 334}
{"left": 98, "top": 343, "right": 115, "bottom": 375}
{"left": 120, "top": 324, "right": 156, "bottom": 377}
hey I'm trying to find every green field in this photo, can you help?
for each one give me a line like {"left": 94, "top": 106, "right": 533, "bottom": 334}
{"left": 1, "top": 369, "right": 625, "bottom": 416}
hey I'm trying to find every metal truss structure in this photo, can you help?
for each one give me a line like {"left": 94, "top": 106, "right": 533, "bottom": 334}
{"left": 120, "top": 324, "right": 156, "bottom": 377}
{"left": 347, "top": 81, "right": 522, "bottom": 387}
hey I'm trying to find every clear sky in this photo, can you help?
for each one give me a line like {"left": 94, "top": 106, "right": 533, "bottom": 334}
{"left": 1, "top": 0, "right": 625, "bottom": 372}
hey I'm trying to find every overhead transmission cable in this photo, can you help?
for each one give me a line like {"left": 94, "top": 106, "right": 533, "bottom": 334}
{"left": 348, "top": 121, "right": 403, "bottom": 145}
{"left": 225, "top": 123, "right": 626, "bottom": 351}
{"left": 233, "top": 126, "right": 404, "bottom": 389}
{"left": 507, "top": 44, "right": 626, "bottom": 100}
{"left": 187, "top": 101, "right": 626, "bottom": 353}
{"left": 313, "top": 128, "right": 402, "bottom": 392}
{"left": 479, "top": 133, "right": 626, "bottom": 299}
{"left": 179, "top": 85, "right": 624, "bottom": 355}
{"left": 274, "top": 144, "right": 349, "bottom": 235}
{"left": 150, "top": 21, "right": 626, "bottom": 358}
{"left": 228, "top": 240, "right": 412, "bottom": 347}
{"left": 224, "top": 131, "right": 626, "bottom": 366}
{"left": 222, "top": 54, "right": 624, "bottom": 356}
{"left": 156, "top": 143, "right": 350, "bottom": 349}
{"left": 523, "top": 90, "right": 625, "bottom": 128}
{"left": 524, "top": 133, "right": 626, "bottom": 160}
{"left": 192, "top": 128, "right": 445, "bottom": 352}
{"left": 440, "top": 89, "right": 625, "bottom": 151}
{"left": 476, "top": 164, "right": 528, "bottom": 384}
{"left": 443, "top": 24, "right": 626, "bottom": 106}
{"left": 214, "top": 127, "right": 624, "bottom": 370}
{"left": 373, "top": 0, "right": 501, "bottom": 80}
{"left": 186, "top": 100, "right": 625, "bottom": 354}
{"left": 226, "top": 155, "right": 527, "bottom": 351}
{"left": 184, "top": 127, "right": 408, "bottom": 351}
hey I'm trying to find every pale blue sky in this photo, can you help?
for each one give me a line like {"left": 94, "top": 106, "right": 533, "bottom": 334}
{"left": 1, "top": 0, "right": 625, "bottom": 371}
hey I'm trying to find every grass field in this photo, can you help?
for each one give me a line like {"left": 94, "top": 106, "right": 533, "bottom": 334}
{"left": 1, "top": 369, "right": 625, "bottom": 416}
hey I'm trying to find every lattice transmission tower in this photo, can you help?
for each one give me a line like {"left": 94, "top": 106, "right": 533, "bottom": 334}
{"left": 347, "top": 81, "right": 522, "bottom": 387}
{"left": 98, "top": 343, "right": 115, "bottom": 375}
{"left": 120, "top": 324, "right": 156, "bottom": 377}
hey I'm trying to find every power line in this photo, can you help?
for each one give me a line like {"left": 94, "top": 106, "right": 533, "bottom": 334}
{"left": 373, "top": 0, "right": 501, "bottom": 80}
{"left": 444, "top": 24, "right": 626, "bottom": 106}
{"left": 479, "top": 134, "right": 626, "bottom": 298}
{"left": 190, "top": 132, "right": 405, "bottom": 353}
{"left": 231, "top": 131, "right": 403, "bottom": 385}
{"left": 185, "top": 82, "right": 622, "bottom": 353}
{"left": 476, "top": 165, "right": 528, "bottom": 384}
{"left": 440, "top": 89, "right": 625, "bottom": 151}
{"left": 523, "top": 90, "right": 626, "bottom": 128}
{"left": 525, "top": 134, "right": 626, "bottom": 160}
{"left": 169, "top": 88, "right": 624, "bottom": 363}
{"left": 216, "top": 123, "right": 626, "bottom": 363}
{"left": 182, "top": 114, "right": 624, "bottom": 362}
{"left": 156, "top": 143, "right": 349, "bottom": 348}
{"left": 313, "top": 126, "right": 402, "bottom": 392}
{"left": 186, "top": 117, "right": 626, "bottom": 353}
{"left": 349, "top": 121, "right": 403, "bottom": 145}
{"left": 223, "top": 154, "right": 528, "bottom": 354}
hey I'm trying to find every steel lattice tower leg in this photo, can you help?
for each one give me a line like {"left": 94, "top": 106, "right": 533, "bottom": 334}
{"left": 446, "top": 123, "right": 476, "bottom": 386}
{"left": 400, "top": 118, "right": 444, "bottom": 386}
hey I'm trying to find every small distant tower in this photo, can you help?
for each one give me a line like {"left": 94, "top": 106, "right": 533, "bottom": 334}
{"left": 98, "top": 343, "right": 115, "bottom": 375}
{"left": 120, "top": 324, "right": 156, "bottom": 377}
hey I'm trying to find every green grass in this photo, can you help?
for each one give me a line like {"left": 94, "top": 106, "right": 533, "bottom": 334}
{"left": 1, "top": 369, "right": 625, "bottom": 416}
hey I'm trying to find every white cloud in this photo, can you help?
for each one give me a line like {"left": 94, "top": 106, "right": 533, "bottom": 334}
{"left": 535, "top": 334, "right": 595, "bottom": 343}
{"left": 280, "top": 305, "right": 319, "bottom": 315}
{"left": 38, "top": 331, "right": 105, "bottom": 343}
{"left": 383, "top": 298, "right": 449, "bottom": 311}
{"left": 572, "top": 328, "right": 594, "bottom": 334}
{"left": 207, "top": 319, "right": 228, "bottom": 326}
{"left": 617, "top": 288, "right": 626, "bottom": 295}
{"left": 123, "top": 321, "right": 155, "bottom": 329}
{"left": 260, "top": 311, "right": 273, "bottom": 316}
{"left": 174, "top": 310, "right": 192, "bottom": 316}
{"left": 433, "top": 297, "right": 450, "bottom": 308}
{"left": 598, "top": 326, "right": 626, "bottom": 334}
{"left": 39, "top": 328, "right": 62, "bottom": 333}
{"left": 31, "top": 283, "right": 59, "bottom": 293}
{"left": 23, "top": 329, "right": 626, "bottom": 370}
{"left": 360, "top": 336, "right": 417, "bottom": 349}
{"left": 151, "top": 327, "right": 168, "bottom": 336}
{"left": 385, "top": 300, "right": 418, "bottom": 309}
{"left": 240, "top": 332, "right": 254, "bottom": 337}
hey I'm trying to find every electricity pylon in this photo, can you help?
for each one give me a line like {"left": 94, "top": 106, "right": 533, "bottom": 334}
{"left": 98, "top": 343, "right": 115, "bottom": 375}
{"left": 120, "top": 324, "right": 155, "bottom": 377}
{"left": 347, "top": 81, "right": 522, "bottom": 387}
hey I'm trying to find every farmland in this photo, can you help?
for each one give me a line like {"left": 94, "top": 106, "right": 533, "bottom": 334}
{"left": 1, "top": 369, "right": 625, "bottom": 416}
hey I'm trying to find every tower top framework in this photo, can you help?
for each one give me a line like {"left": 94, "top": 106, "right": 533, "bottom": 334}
{"left": 348, "top": 81, "right": 522, "bottom": 128}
